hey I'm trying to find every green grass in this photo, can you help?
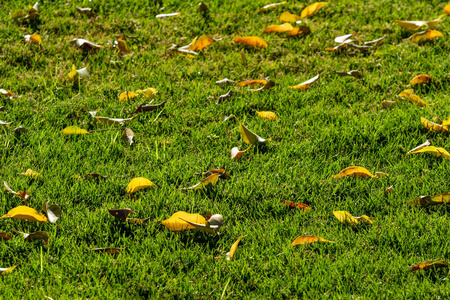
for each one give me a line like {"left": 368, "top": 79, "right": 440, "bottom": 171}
{"left": 1, "top": 0, "right": 450, "bottom": 298}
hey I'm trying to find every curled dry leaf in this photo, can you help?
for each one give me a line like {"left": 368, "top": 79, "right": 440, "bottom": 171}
{"left": 216, "top": 78, "right": 235, "bottom": 85}
{"left": 286, "top": 25, "right": 311, "bottom": 37}
{"left": 0, "top": 120, "right": 13, "bottom": 126}
{"left": 3, "top": 181, "right": 30, "bottom": 203}
{"left": 231, "top": 145, "right": 252, "bottom": 160}
{"left": 179, "top": 216, "right": 223, "bottom": 235}
{"left": 181, "top": 173, "right": 220, "bottom": 191}
{"left": 256, "top": 111, "right": 278, "bottom": 120}
{"left": 161, "top": 211, "right": 207, "bottom": 231}
{"left": 333, "top": 211, "right": 374, "bottom": 226}
{"left": 95, "top": 116, "right": 134, "bottom": 126}
{"left": 0, "top": 232, "right": 12, "bottom": 240}
{"left": 384, "top": 185, "right": 393, "bottom": 194}
{"left": 76, "top": 7, "right": 93, "bottom": 16}
{"left": 408, "top": 30, "right": 443, "bottom": 43}
{"left": 333, "top": 166, "right": 387, "bottom": 178}
{"left": 237, "top": 79, "right": 267, "bottom": 87}
{"left": 42, "top": 201, "right": 61, "bottom": 224}
{"left": 395, "top": 15, "right": 445, "bottom": 31}
{"left": 335, "top": 70, "right": 363, "bottom": 79}
{"left": 289, "top": 74, "right": 319, "bottom": 91}
{"left": 406, "top": 146, "right": 450, "bottom": 159}
{"left": 217, "top": 90, "right": 232, "bottom": 104}
{"left": 408, "top": 194, "right": 450, "bottom": 208}
{"left": 280, "top": 12, "right": 301, "bottom": 23}
{"left": 25, "top": 231, "right": 49, "bottom": 245}
{"left": 250, "top": 80, "right": 275, "bottom": 92}
{"left": 382, "top": 100, "right": 396, "bottom": 109}
{"left": 398, "top": 89, "right": 428, "bottom": 107}
{"left": 421, "top": 117, "right": 448, "bottom": 132}
{"left": 263, "top": 23, "right": 294, "bottom": 34}
{"left": 68, "top": 65, "right": 90, "bottom": 80}
{"left": 301, "top": 2, "right": 327, "bottom": 18}
{"left": 0, "top": 265, "right": 18, "bottom": 275}
{"left": 13, "top": 126, "right": 27, "bottom": 135}
{"left": 117, "top": 38, "right": 130, "bottom": 54}
{"left": 70, "top": 38, "right": 102, "bottom": 50}
{"left": 227, "top": 235, "right": 247, "bottom": 261}
{"left": 411, "top": 75, "right": 432, "bottom": 85}
{"left": 364, "top": 35, "right": 386, "bottom": 46}
{"left": 126, "top": 177, "right": 156, "bottom": 194}
{"left": 61, "top": 126, "right": 89, "bottom": 135}
{"left": 348, "top": 43, "right": 371, "bottom": 51}
{"left": 232, "top": 36, "right": 268, "bottom": 49}
{"left": 292, "top": 236, "right": 333, "bottom": 246}
{"left": 24, "top": 34, "right": 42, "bottom": 45}
{"left": 1, "top": 206, "right": 47, "bottom": 223}
{"left": 91, "top": 247, "right": 123, "bottom": 254}
{"left": 225, "top": 115, "right": 270, "bottom": 145}
{"left": 188, "top": 35, "right": 217, "bottom": 51}
{"left": 155, "top": 12, "right": 180, "bottom": 18}
{"left": 108, "top": 208, "right": 135, "bottom": 220}
{"left": 335, "top": 33, "right": 358, "bottom": 44}
{"left": 260, "top": 2, "right": 286, "bottom": 12}
{"left": 132, "top": 101, "right": 166, "bottom": 114}
{"left": 283, "top": 200, "right": 311, "bottom": 211}
{"left": 0, "top": 89, "right": 13, "bottom": 98}
{"left": 412, "top": 259, "right": 448, "bottom": 271}
{"left": 123, "top": 128, "right": 134, "bottom": 146}
{"left": 406, "top": 140, "right": 431, "bottom": 155}
{"left": 21, "top": 169, "right": 42, "bottom": 179}
{"left": 194, "top": 169, "right": 231, "bottom": 180}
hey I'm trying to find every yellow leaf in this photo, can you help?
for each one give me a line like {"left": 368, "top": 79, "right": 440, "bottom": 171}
{"left": 421, "top": 117, "right": 448, "bottom": 132}
{"left": 300, "top": 2, "right": 327, "bottom": 18}
{"left": 239, "top": 122, "right": 268, "bottom": 145}
{"left": 227, "top": 235, "right": 247, "bottom": 260}
{"left": 292, "top": 235, "right": 333, "bottom": 246}
{"left": 382, "top": 100, "right": 396, "bottom": 108}
{"left": 280, "top": 11, "right": 301, "bottom": 22}
{"left": 161, "top": 211, "right": 206, "bottom": 231}
{"left": 406, "top": 140, "right": 431, "bottom": 155}
{"left": 95, "top": 116, "right": 134, "bottom": 126}
{"left": 237, "top": 79, "right": 267, "bottom": 87}
{"left": 155, "top": 12, "right": 180, "bottom": 18}
{"left": 333, "top": 166, "right": 373, "bottom": 178}
{"left": 1, "top": 206, "right": 47, "bottom": 223}
{"left": 136, "top": 88, "right": 157, "bottom": 100}
{"left": 398, "top": 89, "right": 428, "bottom": 107}
{"left": 0, "top": 265, "right": 18, "bottom": 276}
{"left": 249, "top": 80, "right": 275, "bottom": 92}
{"left": 181, "top": 173, "right": 220, "bottom": 190}
{"left": 286, "top": 25, "right": 311, "bottom": 37}
{"left": 289, "top": 74, "right": 320, "bottom": 90}
{"left": 179, "top": 216, "right": 222, "bottom": 235}
{"left": 188, "top": 35, "right": 215, "bottom": 51}
{"left": 61, "top": 126, "right": 89, "bottom": 135}
{"left": 119, "top": 91, "right": 139, "bottom": 102}
{"left": 408, "top": 194, "right": 450, "bottom": 208}
{"left": 395, "top": 15, "right": 445, "bottom": 31}
{"left": 445, "top": 4, "right": 450, "bottom": 15}
{"left": 263, "top": 23, "right": 294, "bottom": 34}
{"left": 411, "top": 75, "right": 432, "bottom": 85}
{"left": 333, "top": 211, "right": 373, "bottom": 226}
{"left": 260, "top": 2, "right": 286, "bottom": 12}
{"left": 408, "top": 30, "right": 443, "bottom": 43}
{"left": 21, "top": 168, "right": 42, "bottom": 179}
{"left": 117, "top": 38, "right": 130, "bottom": 53}
{"left": 68, "top": 65, "right": 77, "bottom": 79}
{"left": 25, "top": 34, "right": 42, "bottom": 45}
{"left": 406, "top": 146, "right": 450, "bottom": 159}
{"left": 232, "top": 36, "right": 268, "bottom": 49}
{"left": 126, "top": 177, "right": 156, "bottom": 194}
{"left": 231, "top": 145, "right": 252, "bottom": 160}
{"left": 256, "top": 111, "right": 278, "bottom": 120}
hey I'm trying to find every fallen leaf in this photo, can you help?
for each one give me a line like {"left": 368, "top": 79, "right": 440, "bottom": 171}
{"left": 61, "top": 126, "right": 89, "bottom": 135}
{"left": 3, "top": 181, "right": 29, "bottom": 201}
{"left": 335, "top": 70, "right": 363, "bottom": 78}
{"left": 408, "top": 194, "right": 450, "bottom": 208}
{"left": 411, "top": 75, "right": 432, "bottom": 85}
{"left": 348, "top": 43, "right": 372, "bottom": 51}
{"left": 286, "top": 25, "right": 311, "bottom": 37}
{"left": 194, "top": 169, "right": 231, "bottom": 179}
{"left": 76, "top": 7, "right": 93, "bottom": 16}
{"left": 225, "top": 115, "right": 270, "bottom": 145}
{"left": 250, "top": 80, "right": 276, "bottom": 92}
{"left": 132, "top": 101, "right": 166, "bottom": 114}
{"left": 91, "top": 247, "right": 123, "bottom": 254}
{"left": 406, "top": 140, "right": 431, "bottom": 155}
{"left": 24, "top": 231, "right": 49, "bottom": 245}
{"left": 333, "top": 166, "right": 373, "bottom": 178}
{"left": 283, "top": 200, "right": 311, "bottom": 211}
{"left": 108, "top": 208, "right": 135, "bottom": 220}
{"left": 237, "top": 79, "right": 267, "bottom": 87}
{"left": 0, "top": 120, "right": 13, "bottom": 126}
{"left": 445, "top": 4, "right": 450, "bottom": 15}
{"left": 289, "top": 74, "right": 320, "bottom": 90}
{"left": 155, "top": 12, "right": 180, "bottom": 18}
{"left": 226, "top": 235, "right": 247, "bottom": 260}
{"left": 263, "top": 23, "right": 294, "bottom": 34}
{"left": 408, "top": 30, "right": 444, "bottom": 43}
{"left": 123, "top": 128, "right": 134, "bottom": 146}
{"left": 117, "top": 38, "right": 130, "bottom": 54}
{"left": 0, "top": 89, "right": 13, "bottom": 98}
{"left": 382, "top": 100, "right": 396, "bottom": 108}
{"left": 0, "top": 232, "right": 12, "bottom": 240}
{"left": 68, "top": 65, "right": 90, "bottom": 80}
{"left": 280, "top": 11, "right": 301, "bottom": 22}
{"left": 161, "top": 211, "right": 207, "bottom": 231}
{"left": 216, "top": 78, "right": 235, "bottom": 85}
{"left": 181, "top": 173, "right": 220, "bottom": 191}
{"left": 179, "top": 217, "right": 222, "bottom": 235}
{"left": 0, "top": 265, "right": 18, "bottom": 275}
{"left": 333, "top": 211, "right": 374, "bottom": 226}
{"left": 1, "top": 206, "right": 47, "bottom": 223}
{"left": 70, "top": 38, "right": 102, "bottom": 50}
{"left": 385, "top": 186, "right": 393, "bottom": 194}
{"left": 256, "top": 111, "right": 278, "bottom": 120}
{"left": 231, "top": 145, "right": 252, "bottom": 160}
{"left": 241, "top": 50, "right": 247, "bottom": 65}
{"left": 12, "top": 126, "right": 27, "bottom": 135}
{"left": 232, "top": 36, "right": 268, "bottom": 49}
{"left": 95, "top": 116, "right": 134, "bottom": 126}
{"left": 335, "top": 33, "right": 357, "bottom": 44}
{"left": 398, "top": 89, "right": 428, "bottom": 107}
{"left": 260, "top": 2, "right": 286, "bottom": 12}
{"left": 420, "top": 117, "right": 448, "bottom": 132}
{"left": 21, "top": 169, "right": 42, "bottom": 179}
{"left": 24, "top": 34, "right": 42, "bottom": 45}
{"left": 119, "top": 91, "right": 140, "bottom": 102}
{"left": 188, "top": 35, "right": 216, "bottom": 51}
{"left": 198, "top": 2, "right": 209, "bottom": 12}
{"left": 364, "top": 35, "right": 386, "bottom": 46}
{"left": 41, "top": 201, "right": 62, "bottom": 224}
{"left": 412, "top": 259, "right": 448, "bottom": 271}
{"left": 301, "top": 2, "right": 327, "bottom": 18}
{"left": 217, "top": 90, "right": 232, "bottom": 104}
{"left": 126, "top": 177, "right": 156, "bottom": 194}
{"left": 292, "top": 235, "right": 333, "bottom": 246}
{"left": 136, "top": 88, "right": 158, "bottom": 100}
{"left": 395, "top": 15, "right": 445, "bottom": 31}
{"left": 406, "top": 145, "right": 450, "bottom": 159}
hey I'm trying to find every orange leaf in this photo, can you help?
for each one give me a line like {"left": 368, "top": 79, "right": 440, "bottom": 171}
{"left": 409, "top": 30, "right": 443, "bottom": 43}
{"left": 232, "top": 36, "right": 268, "bottom": 49}
{"left": 333, "top": 166, "right": 373, "bottom": 178}
{"left": 263, "top": 23, "right": 294, "bottom": 34}
{"left": 237, "top": 79, "right": 267, "bottom": 87}
{"left": 300, "top": 2, "right": 327, "bottom": 18}
{"left": 292, "top": 235, "right": 333, "bottom": 246}
{"left": 283, "top": 201, "right": 311, "bottom": 211}
{"left": 410, "top": 75, "right": 432, "bottom": 85}
{"left": 289, "top": 74, "right": 320, "bottom": 90}
{"left": 188, "top": 35, "right": 215, "bottom": 51}
{"left": 412, "top": 259, "right": 448, "bottom": 271}
{"left": 445, "top": 4, "right": 450, "bottom": 15}
{"left": 287, "top": 26, "right": 311, "bottom": 37}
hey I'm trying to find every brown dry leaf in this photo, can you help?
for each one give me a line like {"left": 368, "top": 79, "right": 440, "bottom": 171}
{"left": 181, "top": 173, "right": 220, "bottom": 191}
{"left": 335, "top": 70, "right": 363, "bottom": 79}
{"left": 24, "top": 34, "right": 42, "bottom": 45}
{"left": 398, "top": 89, "right": 428, "bottom": 107}
{"left": 70, "top": 38, "right": 102, "bottom": 50}
{"left": 91, "top": 247, "right": 123, "bottom": 254}
{"left": 232, "top": 36, "right": 268, "bottom": 49}
{"left": 123, "top": 128, "right": 134, "bottom": 146}
{"left": 408, "top": 30, "right": 444, "bottom": 43}
{"left": 226, "top": 235, "right": 247, "bottom": 261}
{"left": 256, "top": 111, "right": 278, "bottom": 120}
{"left": 382, "top": 100, "right": 396, "bottom": 109}
{"left": 188, "top": 35, "right": 216, "bottom": 51}
{"left": 108, "top": 208, "right": 135, "bottom": 220}
{"left": 412, "top": 259, "right": 448, "bottom": 271}
{"left": 333, "top": 211, "right": 374, "bottom": 226}
{"left": 198, "top": 2, "right": 209, "bottom": 12}
{"left": 286, "top": 25, "right": 311, "bottom": 37}
{"left": 161, "top": 211, "right": 207, "bottom": 231}
{"left": 364, "top": 35, "right": 386, "bottom": 46}
{"left": 411, "top": 75, "right": 432, "bottom": 85}
{"left": 263, "top": 23, "right": 294, "bottom": 34}
{"left": 283, "top": 200, "right": 311, "bottom": 211}
{"left": 395, "top": 15, "right": 445, "bottom": 31}
{"left": 301, "top": 2, "right": 327, "bottom": 18}
{"left": 280, "top": 11, "right": 301, "bottom": 22}
{"left": 3, "top": 181, "right": 30, "bottom": 203}
{"left": 25, "top": 231, "right": 49, "bottom": 245}
{"left": 260, "top": 2, "right": 286, "bottom": 12}
{"left": 250, "top": 80, "right": 275, "bottom": 92}
{"left": 126, "top": 177, "right": 156, "bottom": 194}
{"left": 406, "top": 145, "right": 450, "bottom": 159}
{"left": 132, "top": 101, "right": 166, "bottom": 114}
{"left": 217, "top": 90, "right": 232, "bottom": 104}
{"left": 292, "top": 235, "right": 333, "bottom": 246}
{"left": 155, "top": 12, "right": 180, "bottom": 18}
{"left": 408, "top": 194, "right": 450, "bottom": 208}
{"left": 420, "top": 117, "right": 448, "bottom": 132}
{"left": 237, "top": 79, "right": 267, "bottom": 87}
{"left": 231, "top": 145, "right": 252, "bottom": 160}
{"left": 384, "top": 186, "right": 393, "bottom": 194}
{"left": 21, "top": 168, "right": 42, "bottom": 179}
{"left": 289, "top": 74, "right": 320, "bottom": 91}
{"left": 0, "top": 232, "right": 12, "bottom": 241}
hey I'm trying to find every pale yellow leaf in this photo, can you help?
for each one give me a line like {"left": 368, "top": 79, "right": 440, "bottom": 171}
{"left": 406, "top": 146, "right": 450, "bottom": 159}
{"left": 421, "top": 117, "right": 448, "bottom": 132}
{"left": 21, "top": 169, "right": 42, "bottom": 179}
{"left": 227, "top": 235, "right": 247, "bottom": 260}
{"left": 333, "top": 211, "right": 359, "bottom": 226}
{"left": 0, "top": 265, "right": 18, "bottom": 275}
{"left": 136, "top": 88, "right": 157, "bottom": 100}
{"left": 119, "top": 91, "right": 139, "bottom": 102}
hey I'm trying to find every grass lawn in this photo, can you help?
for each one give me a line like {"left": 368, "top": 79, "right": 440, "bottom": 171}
{"left": 1, "top": 0, "right": 450, "bottom": 298}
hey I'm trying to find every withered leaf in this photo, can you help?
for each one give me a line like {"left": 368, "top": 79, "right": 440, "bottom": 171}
{"left": 286, "top": 25, "right": 311, "bottom": 37}
{"left": 250, "top": 80, "right": 275, "bottom": 92}
{"left": 412, "top": 259, "right": 448, "bottom": 271}
{"left": 283, "top": 201, "right": 311, "bottom": 211}
{"left": 70, "top": 38, "right": 102, "bottom": 50}
{"left": 263, "top": 23, "right": 294, "bottom": 34}
{"left": 132, "top": 101, "right": 166, "bottom": 114}
{"left": 108, "top": 208, "right": 135, "bottom": 220}
{"left": 123, "top": 128, "right": 134, "bottom": 146}
{"left": 0, "top": 232, "right": 12, "bottom": 240}
{"left": 237, "top": 79, "right": 267, "bottom": 87}
{"left": 41, "top": 200, "right": 62, "bottom": 224}
{"left": 216, "top": 78, "right": 235, "bottom": 85}
{"left": 181, "top": 173, "right": 220, "bottom": 191}
{"left": 217, "top": 90, "right": 232, "bottom": 104}
{"left": 227, "top": 235, "right": 247, "bottom": 261}
{"left": 421, "top": 117, "right": 447, "bottom": 132}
